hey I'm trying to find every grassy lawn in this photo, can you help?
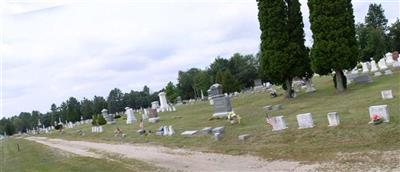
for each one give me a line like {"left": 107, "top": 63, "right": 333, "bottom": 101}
{"left": 0, "top": 138, "right": 160, "bottom": 172}
{"left": 43, "top": 69, "right": 400, "bottom": 162}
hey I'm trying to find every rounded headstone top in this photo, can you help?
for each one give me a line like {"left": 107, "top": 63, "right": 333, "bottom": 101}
{"left": 125, "top": 107, "right": 131, "bottom": 110}
{"left": 209, "top": 83, "right": 223, "bottom": 96}
{"left": 158, "top": 92, "right": 166, "bottom": 96}
{"left": 101, "top": 109, "right": 108, "bottom": 112}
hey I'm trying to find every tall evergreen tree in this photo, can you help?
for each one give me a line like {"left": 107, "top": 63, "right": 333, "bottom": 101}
{"left": 365, "top": 3, "right": 388, "bottom": 30}
{"left": 389, "top": 19, "right": 400, "bottom": 51}
{"left": 285, "top": 0, "right": 313, "bottom": 80}
{"left": 257, "top": 0, "right": 311, "bottom": 98}
{"left": 107, "top": 88, "right": 124, "bottom": 114}
{"left": 257, "top": 0, "right": 289, "bottom": 96}
{"left": 308, "top": 0, "right": 358, "bottom": 92}
{"left": 93, "top": 96, "right": 107, "bottom": 115}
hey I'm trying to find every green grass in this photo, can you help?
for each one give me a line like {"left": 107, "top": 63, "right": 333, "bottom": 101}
{"left": 0, "top": 138, "right": 160, "bottom": 172}
{"left": 44, "top": 69, "right": 400, "bottom": 162}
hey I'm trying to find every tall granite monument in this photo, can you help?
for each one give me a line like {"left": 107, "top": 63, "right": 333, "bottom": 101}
{"left": 208, "top": 84, "right": 232, "bottom": 118}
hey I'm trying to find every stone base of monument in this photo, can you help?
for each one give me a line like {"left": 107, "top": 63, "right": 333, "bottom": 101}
{"left": 374, "top": 72, "right": 382, "bottom": 77}
{"left": 354, "top": 75, "right": 372, "bottom": 84}
{"left": 384, "top": 70, "right": 393, "bottom": 75}
{"left": 212, "top": 112, "right": 231, "bottom": 118}
{"left": 181, "top": 130, "right": 197, "bottom": 137}
{"left": 107, "top": 121, "right": 116, "bottom": 125}
{"left": 238, "top": 134, "right": 250, "bottom": 141}
{"left": 148, "top": 117, "right": 160, "bottom": 123}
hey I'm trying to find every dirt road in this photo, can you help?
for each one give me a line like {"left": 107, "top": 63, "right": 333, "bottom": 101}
{"left": 26, "top": 136, "right": 317, "bottom": 172}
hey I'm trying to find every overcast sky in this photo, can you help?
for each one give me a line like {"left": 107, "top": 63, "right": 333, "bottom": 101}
{"left": 2, "top": 0, "right": 399, "bottom": 117}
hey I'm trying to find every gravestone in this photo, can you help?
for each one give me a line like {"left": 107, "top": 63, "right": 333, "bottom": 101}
{"left": 212, "top": 126, "right": 224, "bottom": 134}
{"left": 148, "top": 108, "right": 158, "bottom": 118}
{"left": 378, "top": 58, "right": 388, "bottom": 70}
{"left": 369, "top": 105, "right": 389, "bottom": 122}
{"left": 381, "top": 90, "right": 393, "bottom": 99}
{"left": 125, "top": 107, "right": 136, "bottom": 124}
{"left": 201, "top": 127, "right": 212, "bottom": 134}
{"left": 158, "top": 92, "right": 168, "bottom": 112}
{"left": 209, "top": 84, "right": 233, "bottom": 118}
{"left": 393, "top": 51, "right": 399, "bottom": 61}
{"left": 384, "top": 70, "right": 393, "bottom": 75}
{"left": 238, "top": 134, "right": 250, "bottom": 141}
{"left": 296, "top": 113, "right": 314, "bottom": 129}
{"left": 327, "top": 112, "right": 340, "bottom": 127}
{"left": 176, "top": 96, "right": 183, "bottom": 105}
{"left": 151, "top": 101, "right": 159, "bottom": 109}
{"left": 142, "top": 109, "right": 149, "bottom": 120}
{"left": 374, "top": 72, "right": 382, "bottom": 77}
{"left": 353, "top": 75, "right": 372, "bottom": 84}
{"left": 263, "top": 105, "right": 272, "bottom": 111}
{"left": 269, "top": 116, "right": 288, "bottom": 131}
{"left": 385, "top": 52, "right": 394, "bottom": 66}
{"left": 101, "top": 109, "right": 115, "bottom": 124}
{"left": 214, "top": 132, "right": 221, "bottom": 141}
{"left": 271, "top": 104, "right": 283, "bottom": 111}
{"left": 168, "top": 126, "right": 175, "bottom": 136}
{"left": 370, "top": 60, "right": 379, "bottom": 72}
{"left": 361, "top": 62, "right": 369, "bottom": 73}
{"left": 148, "top": 117, "right": 160, "bottom": 123}
{"left": 253, "top": 79, "right": 265, "bottom": 92}
{"left": 181, "top": 130, "right": 197, "bottom": 136}
{"left": 305, "top": 80, "right": 317, "bottom": 93}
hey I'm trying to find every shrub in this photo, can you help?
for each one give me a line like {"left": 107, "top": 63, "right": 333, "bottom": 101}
{"left": 97, "top": 115, "right": 107, "bottom": 125}
{"left": 92, "top": 115, "right": 98, "bottom": 126}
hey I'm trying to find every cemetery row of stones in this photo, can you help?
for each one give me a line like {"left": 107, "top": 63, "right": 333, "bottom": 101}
{"left": 30, "top": 81, "right": 396, "bottom": 142}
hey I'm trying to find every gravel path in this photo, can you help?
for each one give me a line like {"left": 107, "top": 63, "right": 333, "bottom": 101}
{"left": 26, "top": 136, "right": 317, "bottom": 172}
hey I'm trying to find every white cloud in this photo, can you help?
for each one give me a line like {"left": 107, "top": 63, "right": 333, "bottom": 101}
{"left": 2, "top": 0, "right": 399, "bottom": 117}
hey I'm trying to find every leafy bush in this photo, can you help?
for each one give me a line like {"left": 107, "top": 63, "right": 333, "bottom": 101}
{"left": 97, "top": 115, "right": 107, "bottom": 125}
{"left": 92, "top": 115, "right": 98, "bottom": 126}
{"left": 115, "top": 114, "right": 121, "bottom": 119}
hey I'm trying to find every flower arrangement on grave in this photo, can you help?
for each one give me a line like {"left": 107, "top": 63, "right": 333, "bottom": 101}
{"left": 227, "top": 111, "right": 241, "bottom": 124}
{"left": 370, "top": 114, "right": 383, "bottom": 125}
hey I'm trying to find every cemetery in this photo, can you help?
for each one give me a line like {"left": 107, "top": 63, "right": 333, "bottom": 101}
{"left": 2, "top": 1, "right": 400, "bottom": 171}
{"left": 38, "top": 69, "right": 399, "bottom": 166}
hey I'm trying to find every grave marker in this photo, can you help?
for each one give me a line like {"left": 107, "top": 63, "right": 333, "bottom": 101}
{"left": 296, "top": 113, "right": 314, "bottom": 129}
{"left": 369, "top": 105, "right": 389, "bottom": 123}
{"left": 381, "top": 90, "right": 394, "bottom": 99}
{"left": 327, "top": 112, "right": 340, "bottom": 127}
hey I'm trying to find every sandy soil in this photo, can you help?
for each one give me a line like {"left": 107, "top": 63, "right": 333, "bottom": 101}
{"left": 26, "top": 136, "right": 317, "bottom": 172}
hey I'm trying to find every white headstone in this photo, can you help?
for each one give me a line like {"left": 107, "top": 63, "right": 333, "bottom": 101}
{"left": 385, "top": 53, "right": 394, "bottom": 66}
{"left": 381, "top": 90, "right": 393, "bottom": 99}
{"left": 369, "top": 105, "right": 389, "bottom": 122}
{"left": 125, "top": 107, "right": 136, "bottom": 124}
{"left": 327, "top": 112, "right": 340, "bottom": 126}
{"left": 158, "top": 92, "right": 168, "bottom": 112}
{"left": 378, "top": 58, "right": 388, "bottom": 70}
{"left": 142, "top": 109, "right": 149, "bottom": 120}
{"left": 296, "top": 113, "right": 314, "bottom": 129}
{"left": 168, "top": 126, "right": 175, "bottom": 136}
{"left": 370, "top": 60, "right": 379, "bottom": 72}
{"left": 269, "top": 116, "right": 288, "bottom": 131}
{"left": 361, "top": 62, "right": 369, "bottom": 73}
{"left": 163, "top": 126, "right": 169, "bottom": 136}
